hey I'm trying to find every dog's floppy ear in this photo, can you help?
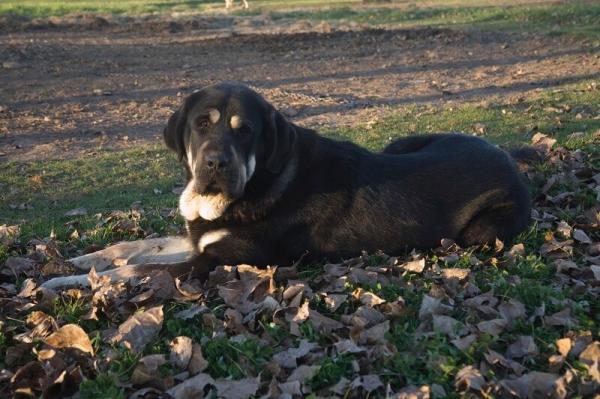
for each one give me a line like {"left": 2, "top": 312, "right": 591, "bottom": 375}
{"left": 163, "top": 108, "right": 186, "bottom": 162}
{"left": 265, "top": 110, "right": 297, "bottom": 174}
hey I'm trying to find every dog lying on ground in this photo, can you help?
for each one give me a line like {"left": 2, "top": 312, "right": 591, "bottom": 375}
{"left": 42, "top": 83, "right": 531, "bottom": 289}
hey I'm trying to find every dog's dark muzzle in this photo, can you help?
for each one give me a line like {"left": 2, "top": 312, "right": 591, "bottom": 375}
{"left": 204, "top": 150, "right": 230, "bottom": 172}
{"left": 193, "top": 149, "right": 243, "bottom": 198}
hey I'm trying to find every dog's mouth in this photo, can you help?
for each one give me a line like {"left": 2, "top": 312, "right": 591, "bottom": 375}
{"left": 205, "top": 180, "right": 221, "bottom": 195}
{"left": 194, "top": 177, "right": 244, "bottom": 201}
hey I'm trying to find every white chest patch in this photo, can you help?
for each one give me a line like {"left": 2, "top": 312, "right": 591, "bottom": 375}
{"left": 199, "top": 229, "right": 230, "bottom": 253}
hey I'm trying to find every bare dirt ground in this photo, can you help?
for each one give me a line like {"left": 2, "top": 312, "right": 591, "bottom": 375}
{"left": 1, "top": 10, "right": 599, "bottom": 162}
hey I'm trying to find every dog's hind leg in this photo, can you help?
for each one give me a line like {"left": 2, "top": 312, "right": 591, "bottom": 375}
{"left": 456, "top": 204, "right": 529, "bottom": 248}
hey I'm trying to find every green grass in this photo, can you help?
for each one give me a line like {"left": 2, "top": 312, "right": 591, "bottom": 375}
{"left": 0, "top": 0, "right": 362, "bottom": 18}
{"left": 279, "top": 3, "right": 600, "bottom": 39}
{"left": 0, "top": 145, "right": 183, "bottom": 247}
{"left": 324, "top": 79, "right": 600, "bottom": 152}
{"left": 2, "top": 0, "right": 600, "bottom": 43}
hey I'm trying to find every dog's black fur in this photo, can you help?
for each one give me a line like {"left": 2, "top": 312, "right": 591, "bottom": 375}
{"left": 163, "top": 83, "right": 531, "bottom": 281}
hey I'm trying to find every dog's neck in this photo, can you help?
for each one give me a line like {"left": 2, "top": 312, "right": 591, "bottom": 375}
{"left": 219, "top": 151, "right": 298, "bottom": 222}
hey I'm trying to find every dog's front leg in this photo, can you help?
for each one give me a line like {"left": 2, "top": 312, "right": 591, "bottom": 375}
{"left": 41, "top": 259, "right": 199, "bottom": 290}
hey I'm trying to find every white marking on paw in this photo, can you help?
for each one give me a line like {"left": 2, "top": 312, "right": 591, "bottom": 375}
{"left": 230, "top": 115, "right": 242, "bottom": 129}
{"left": 199, "top": 229, "right": 230, "bottom": 253}
{"left": 209, "top": 109, "right": 220, "bottom": 124}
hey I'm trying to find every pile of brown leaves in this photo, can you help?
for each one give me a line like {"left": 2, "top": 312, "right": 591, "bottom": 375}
{"left": 1, "top": 133, "right": 599, "bottom": 398}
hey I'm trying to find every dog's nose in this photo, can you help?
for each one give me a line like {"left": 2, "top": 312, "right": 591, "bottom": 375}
{"left": 205, "top": 151, "right": 229, "bottom": 170}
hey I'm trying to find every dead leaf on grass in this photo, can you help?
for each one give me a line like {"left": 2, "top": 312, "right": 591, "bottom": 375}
{"left": 0, "top": 224, "right": 20, "bottom": 243}
{"left": 455, "top": 365, "right": 486, "bottom": 392}
{"left": 188, "top": 343, "right": 209, "bottom": 375}
{"left": 451, "top": 334, "right": 477, "bottom": 351}
{"left": 273, "top": 339, "right": 317, "bottom": 369}
{"left": 400, "top": 258, "right": 426, "bottom": 274}
{"left": 139, "top": 269, "right": 177, "bottom": 300}
{"left": 324, "top": 293, "right": 347, "bottom": 311}
{"left": 477, "top": 319, "right": 507, "bottom": 335}
{"left": 110, "top": 306, "right": 163, "bottom": 354}
{"left": 495, "top": 371, "right": 567, "bottom": 398}
{"left": 213, "top": 376, "right": 261, "bottom": 399}
{"left": 131, "top": 354, "right": 168, "bottom": 390}
{"left": 498, "top": 299, "right": 526, "bottom": 327}
{"left": 87, "top": 267, "right": 110, "bottom": 290}
{"left": 5, "top": 343, "right": 35, "bottom": 366}
{"left": 506, "top": 335, "right": 540, "bottom": 359}
{"left": 10, "top": 361, "right": 46, "bottom": 394}
{"left": 545, "top": 308, "right": 579, "bottom": 327}
{"left": 170, "top": 336, "right": 193, "bottom": 370}
{"left": 485, "top": 349, "right": 527, "bottom": 375}
{"left": 286, "top": 365, "right": 321, "bottom": 383}
{"left": 64, "top": 207, "right": 87, "bottom": 216}
{"left": 573, "top": 229, "right": 593, "bottom": 244}
{"left": 432, "top": 315, "right": 468, "bottom": 339}
{"left": 532, "top": 132, "right": 557, "bottom": 153}
{"left": 44, "top": 324, "right": 94, "bottom": 355}
{"left": 359, "top": 319, "right": 389, "bottom": 345}
{"left": 166, "top": 373, "right": 215, "bottom": 399}
{"left": 391, "top": 385, "right": 430, "bottom": 399}
{"left": 173, "top": 304, "right": 209, "bottom": 320}
{"left": 2, "top": 257, "right": 36, "bottom": 277}
{"left": 418, "top": 294, "right": 452, "bottom": 321}
{"left": 351, "top": 374, "right": 384, "bottom": 392}
{"left": 579, "top": 341, "right": 600, "bottom": 382}
{"left": 439, "top": 268, "right": 470, "bottom": 286}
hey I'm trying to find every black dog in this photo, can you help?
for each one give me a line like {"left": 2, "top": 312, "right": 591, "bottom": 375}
{"left": 160, "top": 83, "right": 531, "bottom": 281}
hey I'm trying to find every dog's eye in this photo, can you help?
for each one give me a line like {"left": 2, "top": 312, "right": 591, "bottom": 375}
{"left": 196, "top": 119, "right": 209, "bottom": 131}
{"left": 237, "top": 124, "right": 251, "bottom": 135}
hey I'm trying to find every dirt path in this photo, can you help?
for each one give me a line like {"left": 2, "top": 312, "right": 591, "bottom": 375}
{"left": 1, "top": 11, "right": 599, "bottom": 162}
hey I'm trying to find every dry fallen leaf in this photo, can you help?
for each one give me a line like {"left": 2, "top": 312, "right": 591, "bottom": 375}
{"left": 170, "top": 336, "right": 193, "bottom": 370}
{"left": 64, "top": 207, "right": 88, "bottom": 216}
{"left": 273, "top": 339, "right": 318, "bottom": 369}
{"left": 498, "top": 299, "right": 526, "bottom": 327}
{"left": 43, "top": 324, "right": 94, "bottom": 355}
{"left": 213, "top": 376, "right": 261, "bottom": 399}
{"left": 477, "top": 319, "right": 507, "bottom": 335}
{"left": 544, "top": 308, "right": 578, "bottom": 327}
{"left": 0, "top": 224, "right": 20, "bottom": 244}
{"left": 455, "top": 365, "right": 486, "bottom": 392}
{"left": 286, "top": 365, "right": 321, "bottom": 383}
{"left": 432, "top": 315, "right": 468, "bottom": 339}
{"left": 166, "top": 373, "right": 215, "bottom": 399}
{"left": 418, "top": 295, "right": 452, "bottom": 321}
{"left": 110, "top": 306, "right": 164, "bottom": 354}
{"left": 505, "top": 335, "right": 539, "bottom": 359}
{"left": 578, "top": 341, "right": 600, "bottom": 382}
{"left": 451, "top": 334, "right": 478, "bottom": 351}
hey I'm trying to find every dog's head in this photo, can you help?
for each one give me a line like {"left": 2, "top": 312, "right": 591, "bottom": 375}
{"left": 164, "top": 83, "right": 297, "bottom": 221}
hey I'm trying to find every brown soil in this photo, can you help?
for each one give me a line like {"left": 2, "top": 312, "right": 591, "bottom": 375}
{"left": 1, "top": 11, "right": 599, "bottom": 162}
